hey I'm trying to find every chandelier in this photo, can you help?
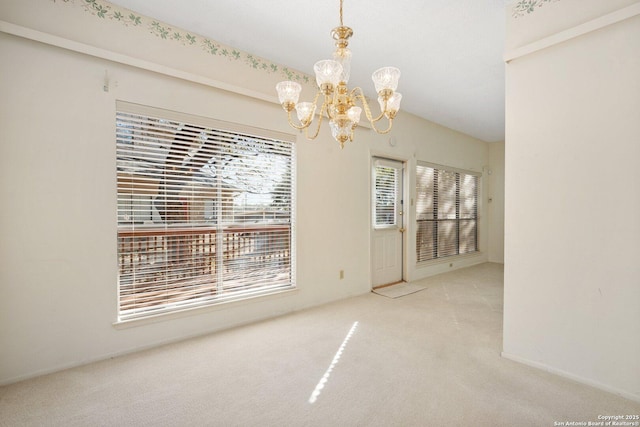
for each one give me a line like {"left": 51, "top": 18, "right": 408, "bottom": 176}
{"left": 275, "top": 0, "right": 402, "bottom": 148}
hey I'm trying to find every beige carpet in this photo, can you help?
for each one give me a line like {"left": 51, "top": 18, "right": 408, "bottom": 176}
{"left": 373, "top": 282, "right": 427, "bottom": 298}
{"left": 1, "top": 263, "right": 638, "bottom": 426}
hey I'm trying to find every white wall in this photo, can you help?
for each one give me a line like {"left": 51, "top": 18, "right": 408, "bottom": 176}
{"left": 503, "top": 0, "right": 640, "bottom": 401}
{"left": 0, "top": 0, "right": 493, "bottom": 384}
{"left": 488, "top": 142, "right": 505, "bottom": 264}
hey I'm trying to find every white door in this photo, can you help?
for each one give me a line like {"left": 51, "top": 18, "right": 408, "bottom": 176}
{"left": 371, "top": 158, "right": 404, "bottom": 288}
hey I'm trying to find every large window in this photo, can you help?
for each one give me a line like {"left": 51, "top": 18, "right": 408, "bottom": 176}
{"left": 116, "top": 102, "right": 295, "bottom": 321}
{"left": 416, "top": 163, "right": 478, "bottom": 262}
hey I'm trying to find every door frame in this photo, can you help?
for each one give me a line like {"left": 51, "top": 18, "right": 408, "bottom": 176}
{"left": 370, "top": 154, "right": 410, "bottom": 289}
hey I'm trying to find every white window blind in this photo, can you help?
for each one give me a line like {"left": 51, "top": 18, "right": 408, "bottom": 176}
{"left": 116, "top": 103, "right": 295, "bottom": 321}
{"left": 374, "top": 163, "right": 399, "bottom": 228}
{"left": 416, "top": 163, "right": 478, "bottom": 262}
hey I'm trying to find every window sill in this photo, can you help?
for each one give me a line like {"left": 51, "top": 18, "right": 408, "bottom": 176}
{"left": 112, "top": 287, "right": 298, "bottom": 330}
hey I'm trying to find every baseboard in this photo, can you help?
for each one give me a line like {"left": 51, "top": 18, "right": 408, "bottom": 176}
{"left": 501, "top": 352, "right": 640, "bottom": 403}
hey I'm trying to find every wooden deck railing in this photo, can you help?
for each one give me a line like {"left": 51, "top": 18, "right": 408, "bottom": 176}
{"left": 117, "top": 225, "right": 291, "bottom": 312}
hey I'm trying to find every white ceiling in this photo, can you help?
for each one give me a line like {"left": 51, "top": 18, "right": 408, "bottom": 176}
{"left": 108, "top": 0, "right": 511, "bottom": 142}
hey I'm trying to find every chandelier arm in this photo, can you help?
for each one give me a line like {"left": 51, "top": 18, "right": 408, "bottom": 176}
{"left": 286, "top": 109, "right": 313, "bottom": 131}
{"left": 369, "top": 117, "right": 394, "bottom": 135}
{"left": 305, "top": 102, "right": 327, "bottom": 140}
{"left": 351, "top": 87, "right": 386, "bottom": 123}
{"left": 285, "top": 89, "right": 324, "bottom": 131}
{"left": 313, "top": 90, "right": 322, "bottom": 105}
{"left": 350, "top": 87, "right": 394, "bottom": 134}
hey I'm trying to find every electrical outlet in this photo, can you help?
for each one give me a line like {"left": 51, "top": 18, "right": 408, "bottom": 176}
{"left": 339, "top": 270, "right": 344, "bottom": 279}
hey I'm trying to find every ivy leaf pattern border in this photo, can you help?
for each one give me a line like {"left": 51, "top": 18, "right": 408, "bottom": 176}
{"left": 512, "top": 0, "right": 561, "bottom": 18}
{"left": 50, "top": 0, "right": 310, "bottom": 83}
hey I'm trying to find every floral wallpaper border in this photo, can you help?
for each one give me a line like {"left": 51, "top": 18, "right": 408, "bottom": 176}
{"left": 512, "top": 0, "right": 561, "bottom": 18}
{"left": 50, "top": 0, "right": 310, "bottom": 83}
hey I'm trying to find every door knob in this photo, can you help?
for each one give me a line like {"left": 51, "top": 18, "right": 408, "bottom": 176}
{"left": 399, "top": 228, "right": 405, "bottom": 233}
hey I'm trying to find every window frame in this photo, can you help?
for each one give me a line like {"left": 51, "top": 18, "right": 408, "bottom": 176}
{"left": 115, "top": 101, "right": 296, "bottom": 322}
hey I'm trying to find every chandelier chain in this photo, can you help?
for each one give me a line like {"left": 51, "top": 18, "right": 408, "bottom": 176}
{"left": 339, "top": 0, "right": 343, "bottom": 26}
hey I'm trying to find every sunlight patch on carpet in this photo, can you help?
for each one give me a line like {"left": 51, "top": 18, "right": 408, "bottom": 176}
{"left": 308, "top": 321, "right": 359, "bottom": 404}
